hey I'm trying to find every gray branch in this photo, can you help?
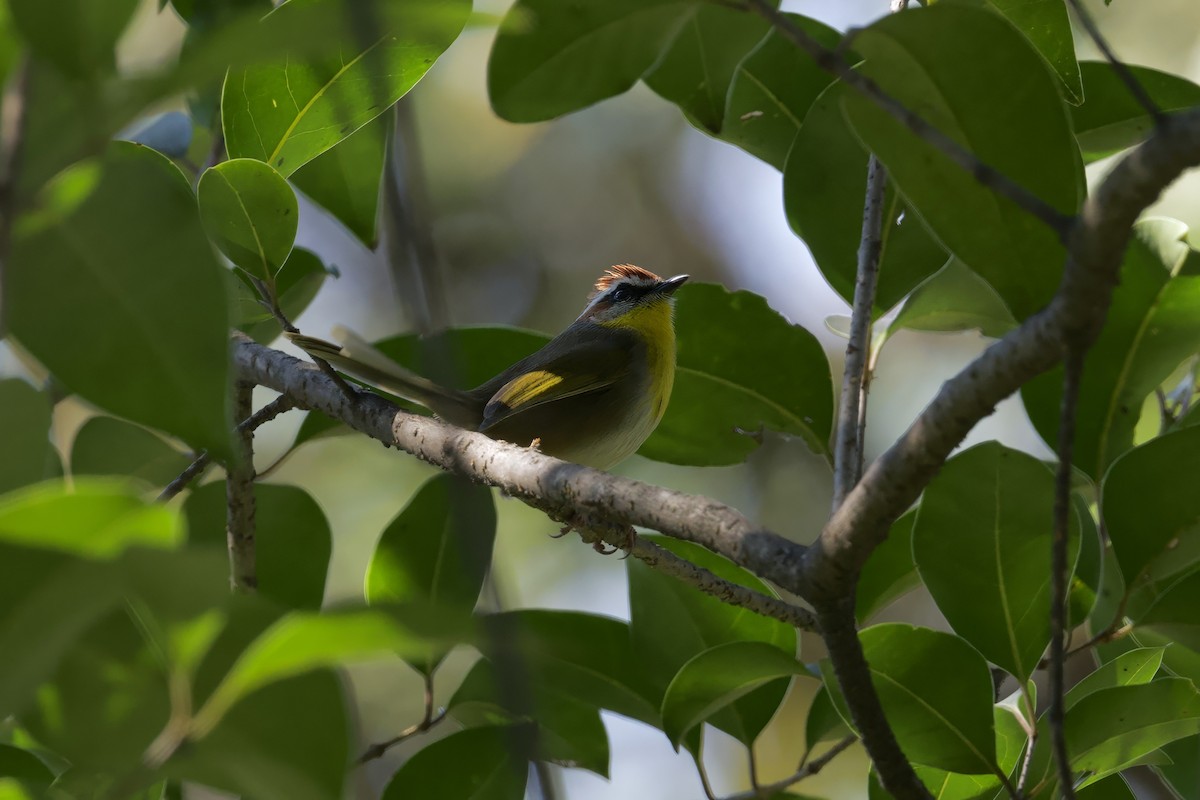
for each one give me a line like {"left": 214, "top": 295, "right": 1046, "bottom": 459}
{"left": 226, "top": 382, "right": 258, "bottom": 592}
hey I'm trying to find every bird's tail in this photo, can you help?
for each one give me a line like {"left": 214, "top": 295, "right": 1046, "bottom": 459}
{"left": 286, "top": 327, "right": 481, "bottom": 428}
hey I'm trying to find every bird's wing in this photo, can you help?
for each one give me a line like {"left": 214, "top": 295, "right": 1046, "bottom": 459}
{"left": 479, "top": 337, "right": 633, "bottom": 432}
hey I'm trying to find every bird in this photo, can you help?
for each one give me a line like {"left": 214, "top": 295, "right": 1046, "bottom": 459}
{"left": 287, "top": 265, "right": 688, "bottom": 469}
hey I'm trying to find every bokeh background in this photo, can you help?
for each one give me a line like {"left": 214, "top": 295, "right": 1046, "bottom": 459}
{"left": 5, "top": 0, "right": 1200, "bottom": 797}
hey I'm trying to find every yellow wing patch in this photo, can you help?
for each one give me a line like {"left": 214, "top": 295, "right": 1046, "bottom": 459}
{"left": 481, "top": 368, "right": 616, "bottom": 431}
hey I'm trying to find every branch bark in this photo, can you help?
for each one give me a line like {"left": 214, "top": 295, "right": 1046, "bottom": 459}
{"left": 226, "top": 382, "right": 258, "bottom": 592}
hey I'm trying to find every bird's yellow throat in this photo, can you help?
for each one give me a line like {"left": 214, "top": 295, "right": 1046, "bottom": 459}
{"left": 598, "top": 299, "right": 677, "bottom": 420}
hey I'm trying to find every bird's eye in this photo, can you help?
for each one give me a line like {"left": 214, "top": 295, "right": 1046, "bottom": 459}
{"left": 610, "top": 286, "right": 631, "bottom": 302}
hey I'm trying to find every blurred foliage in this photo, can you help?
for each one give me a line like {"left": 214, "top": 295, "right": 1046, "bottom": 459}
{"left": 1, "top": 0, "right": 1199, "bottom": 798}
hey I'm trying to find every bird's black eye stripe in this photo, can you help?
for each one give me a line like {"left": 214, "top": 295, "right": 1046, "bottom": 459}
{"left": 608, "top": 282, "right": 649, "bottom": 303}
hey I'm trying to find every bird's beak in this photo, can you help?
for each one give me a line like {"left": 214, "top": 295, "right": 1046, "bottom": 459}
{"left": 657, "top": 274, "right": 689, "bottom": 295}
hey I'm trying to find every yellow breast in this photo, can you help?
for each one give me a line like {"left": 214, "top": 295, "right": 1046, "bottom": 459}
{"left": 598, "top": 299, "right": 677, "bottom": 425}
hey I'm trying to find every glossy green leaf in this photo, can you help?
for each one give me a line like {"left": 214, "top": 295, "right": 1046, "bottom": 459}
{"left": 185, "top": 482, "right": 331, "bottom": 610}
{"left": 856, "top": 510, "right": 920, "bottom": 624}
{"left": 643, "top": 282, "right": 832, "bottom": 465}
{"left": 643, "top": 3, "right": 774, "bottom": 132}
{"left": 1067, "top": 679, "right": 1200, "bottom": 775}
{"left": 1102, "top": 425, "right": 1200, "bottom": 586}
{"left": 719, "top": 14, "right": 841, "bottom": 169}
{"left": 8, "top": 0, "right": 138, "bottom": 77}
{"left": 9, "top": 142, "right": 233, "bottom": 459}
{"left": 236, "top": 247, "right": 329, "bottom": 345}
{"left": 70, "top": 416, "right": 191, "bottom": 487}
{"left": 661, "top": 642, "right": 804, "bottom": 747}
{"left": 488, "top": 0, "right": 697, "bottom": 122}
{"left": 1066, "top": 647, "right": 1164, "bottom": 710}
{"left": 480, "top": 610, "right": 659, "bottom": 728}
{"left": 450, "top": 658, "right": 609, "bottom": 777}
{"left": 223, "top": 0, "right": 469, "bottom": 174}
{"left": 629, "top": 536, "right": 795, "bottom": 748}
{"left": 0, "top": 480, "right": 183, "bottom": 558}
{"left": 914, "top": 442, "right": 1079, "bottom": 680}
{"left": 822, "top": 624, "right": 997, "bottom": 774}
{"left": 1024, "top": 219, "right": 1200, "bottom": 479}
{"left": 198, "top": 159, "right": 298, "bottom": 281}
{"left": 948, "top": 0, "right": 1081, "bottom": 103}
{"left": 0, "top": 379, "right": 59, "bottom": 495}
{"left": 1068, "top": 493, "right": 1102, "bottom": 628}
{"left": 366, "top": 473, "right": 495, "bottom": 672}
{"left": 167, "top": 671, "right": 348, "bottom": 800}
{"left": 382, "top": 725, "right": 527, "bottom": 800}
{"left": 291, "top": 114, "right": 388, "bottom": 247}
{"left": 195, "top": 607, "right": 462, "bottom": 733}
{"left": 868, "top": 765, "right": 997, "bottom": 800}
{"left": 1139, "top": 572, "right": 1200, "bottom": 649}
{"left": 784, "top": 82, "right": 947, "bottom": 312}
{"left": 1072, "top": 61, "right": 1200, "bottom": 162}
{"left": 886, "top": 258, "right": 1016, "bottom": 342}
{"left": 842, "top": 4, "right": 1081, "bottom": 320}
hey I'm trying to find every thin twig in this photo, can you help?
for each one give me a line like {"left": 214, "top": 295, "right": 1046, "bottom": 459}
{"left": 226, "top": 382, "right": 258, "bottom": 592}
{"left": 1050, "top": 347, "right": 1085, "bottom": 799}
{"left": 1014, "top": 683, "right": 1038, "bottom": 796}
{"left": 158, "top": 394, "right": 297, "bottom": 502}
{"left": 357, "top": 671, "right": 444, "bottom": 763}
{"left": 739, "top": 0, "right": 1074, "bottom": 239}
{"left": 1063, "top": 0, "right": 1165, "bottom": 126}
{"left": 723, "top": 735, "right": 857, "bottom": 800}
{"left": 833, "top": 155, "right": 888, "bottom": 511}
{"left": 697, "top": 753, "right": 720, "bottom": 800}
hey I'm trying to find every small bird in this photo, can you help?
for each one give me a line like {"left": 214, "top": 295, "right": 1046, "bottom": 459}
{"left": 288, "top": 265, "right": 688, "bottom": 469}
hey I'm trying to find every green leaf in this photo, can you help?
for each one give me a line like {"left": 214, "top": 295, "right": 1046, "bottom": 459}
{"left": 0, "top": 745, "right": 54, "bottom": 787}
{"left": 479, "top": 610, "right": 659, "bottom": 727}
{"left": 0, "top": 379, "right": 59, "bottom": 495}
{"left": 0, "top": 558, "right": 124, "bottom": 719}
{"left": 8, "top": 0, "right": 139, "bottom": 77}
{"left": 718, "top": 13, "right": 841, "bottom": 169}
{"left": 642, "top": 282, "right": 832, "bottom": 465}
{"left": 1068, "top": 493, "right": 1103, "bottom": 628}
{"left": 195, "top": 607, "right": 465, "bottom": 732}
{"left": 382, "top": 725, "right": 527, "bottom": 800}
{"left": 9, "top": 142, "right": 234, "bottom": 459}
{"left": 661, "top": 641, "right": 804, "bottom": 747}
{"left": 1066, "top": 679, "right": 1200, "bottom": 775}
{"left": 628, "top": 536, "right": 795, "bottom": 747}
{"left": 197, "top": 159, "right": 298, "bottom": 281}
{"left": 784, "top": 82, "right": 947, "bottom": 312}
{"left": 222, "top": 0, "right": 469, "bottom": 175}
{"left": 885, "top": 258, "right": 1017, "bottom": 342}
{"left": 184, "top": 482, "right": 331, "bottom": 610}
{"left": 1065, "top": 647, "right": 1164, "bottom": 710}
{"left": 366, "top": 473, "right": 496, "bottom": 672}
{"left": 1102, "top": 425, "right": 1200, "bottom": 586}
{"left": 948, "top": 0, "right": 1082, "bottom": 104}
{"left": 450, "top": 658, "right": 609, "bottom": 777}
{"left": 1077, "top": 776, "right": 1136, "bottom": 800}
{"left": 868, "top": 765, "right": 998, "bottom": 800}
{"left": 488, "top": 0, "right": 697, "bottom": 122}
{"left": 236, "top": 247, "right": 329, "bottom": 345}
{"left": 1072, "top": 62, "right": 1200, "bottom": 162}
{"left": 642, "top": 3, "right": 774, "bottom": 133}
{"left": 1023, "top": 218, "right": 1200, "bottom": 479}
{"left": 913, "top": 442, "right": 1080, "bottom": 680}
{"left": 1138, "top": 572, "right": 1200, "bottom": 649}
{"left": 70, "top": 416, "right": 191, "bottom": 487}
{"left": 841, "top": 4, "right": 1081, "bottom": 320}
{"left": 0, "top": 480, "right": 183, "bottom": 558}
{"left": 291, "top": 114, "right": 388, "bottom": 247}
{"left": 805, "top": 685, "right": 851, "bottom": 747}
{"left": 856, "top": 510, "right": 920, "bottom": 624}
{"left": 1158, "top": 735, "right": 1200, "bottom": 800}
{"left": 167, "top": 671, "right": 348, "bottom": 800}
{"left": 822, "top": 624, "right": 997, "bottom": 774}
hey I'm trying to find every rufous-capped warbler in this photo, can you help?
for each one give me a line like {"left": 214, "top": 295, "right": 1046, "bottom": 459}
{"left": 287, "top": 265, "right": 688, "bottom": 469}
